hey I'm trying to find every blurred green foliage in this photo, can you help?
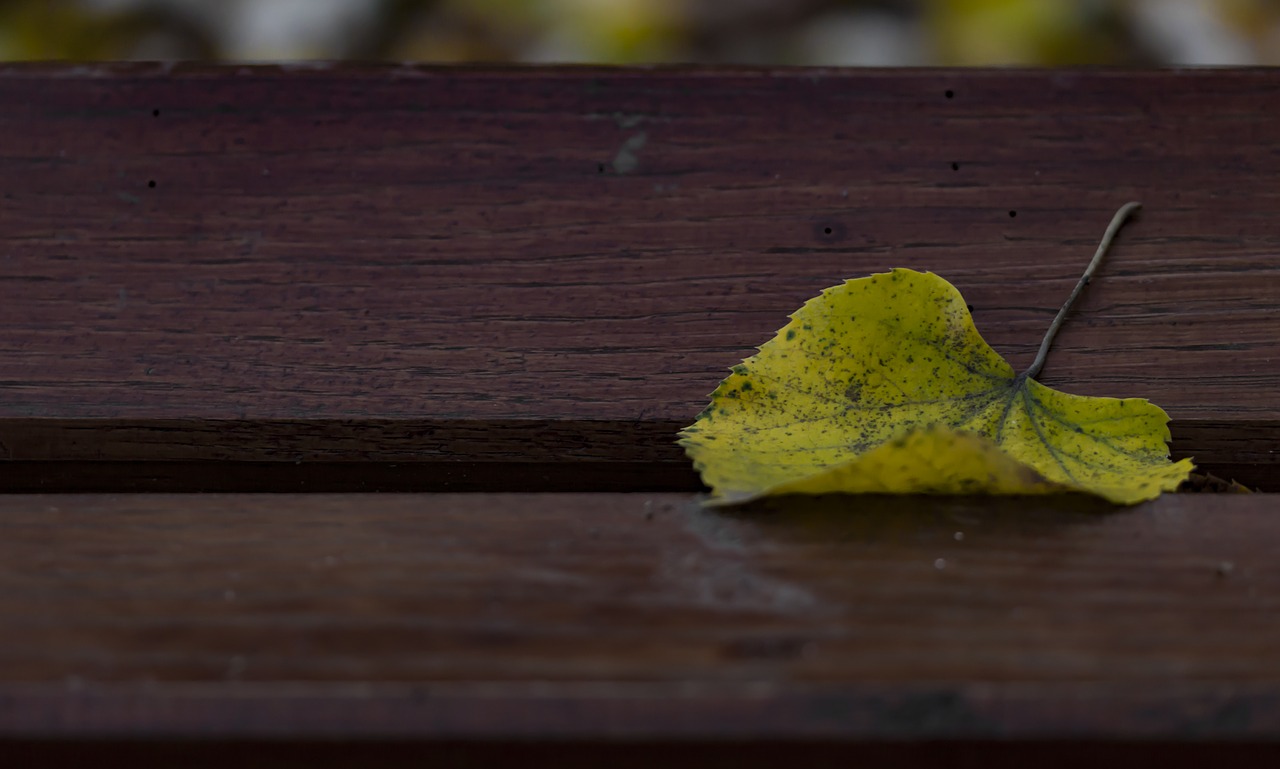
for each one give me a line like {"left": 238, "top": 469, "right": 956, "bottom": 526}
{"left": 2, "top": 0, "right": 1279, "bottom": 64}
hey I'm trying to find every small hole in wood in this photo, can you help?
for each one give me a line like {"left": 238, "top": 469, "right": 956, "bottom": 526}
{"left": 152, "top": 109, "right": 160, "bottom": 117}
{"left": 1008, "top": 210, "right": 1016, "bottom": 218}
{"left": 951, "top": 162, "right": 959, "bottom": 171}
{"left": 597, "top": 163, "right": 605, "bottom": 173}
{"left": 814, "top": 221, "right": 847, "bottom": 241}
{"left": 148, "top": 180, "right": 156, "bottom": 188}
{"left": 945, "top": 89, "right": 954, "bottom": 99}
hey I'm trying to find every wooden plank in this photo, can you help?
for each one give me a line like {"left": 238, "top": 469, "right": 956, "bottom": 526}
{"left": 1, "top": 491, "right": 1278, "bottom": 754}
{"left": 1, "top": 739, "right": 1272, "bottom": 769}
{"left": 0, "top": 66, "right": 1277, "bottom": 487}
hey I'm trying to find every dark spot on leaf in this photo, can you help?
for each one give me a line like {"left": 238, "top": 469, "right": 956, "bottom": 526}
{"left": 786, "top": 329, "right": 796, "bottom": 341}
{"left": 740, "top": 381, "right": 753, "bottom": 392}
{"left": 732, "top": 364, "right": 748, "bottom": 375}
{"left": 845, "top": 382, "right": 862, "bottom": 402}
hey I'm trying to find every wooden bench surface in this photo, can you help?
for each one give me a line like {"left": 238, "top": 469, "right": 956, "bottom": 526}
{"left": 1, "top": 64, "right": 1277, "bottom": 488}
{"left": 1, "top": 65, "right": 1279, "bottom": 764}
{"left": 2, "top": 492, "right": 1279, "bottom": 766}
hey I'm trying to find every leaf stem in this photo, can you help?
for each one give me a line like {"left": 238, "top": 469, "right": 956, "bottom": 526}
{"left": 1024, "top": 201, "right": 1142, "bottom": 381}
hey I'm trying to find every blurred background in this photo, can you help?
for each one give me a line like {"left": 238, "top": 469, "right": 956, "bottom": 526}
{"left": 1, "top": 0, "right": 1279, "bottom": 65}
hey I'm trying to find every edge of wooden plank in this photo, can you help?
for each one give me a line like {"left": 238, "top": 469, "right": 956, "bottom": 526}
{"left": 1, "top": 681, "right": 1279, "bottom": 740}
{"left": 0, "top": 417, "right": 1271, "bottom": 491}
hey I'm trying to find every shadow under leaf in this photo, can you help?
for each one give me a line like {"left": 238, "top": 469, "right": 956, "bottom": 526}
{"left": 713, "top": 493, "right": 1120, "bottom": 545}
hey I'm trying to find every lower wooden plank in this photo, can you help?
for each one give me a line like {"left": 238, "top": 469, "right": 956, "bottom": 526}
{"left": 0, "top": 492, "right": 1277, "bottom": 752}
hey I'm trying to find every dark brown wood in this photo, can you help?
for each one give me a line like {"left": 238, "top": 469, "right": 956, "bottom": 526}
{"left": 1, "top": 66, "right": 1278, "bottom": 488}
{"left": 4, "top": 741, "right": 1274, "bottom": 769}
{"left": 1, "top": 491, "right": 1279, "bottom": 753}
{"left": 4, "top": 65, "right": 1278, "bottom": 765}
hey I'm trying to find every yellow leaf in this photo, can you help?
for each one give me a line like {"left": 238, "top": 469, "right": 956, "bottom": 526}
{"left": 680, "top": 210, "right": 1194, "bottom": 506}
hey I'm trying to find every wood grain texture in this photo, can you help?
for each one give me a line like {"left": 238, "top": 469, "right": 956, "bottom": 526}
{"left": 1, "top": 491, "right": 1279, "bottom": 749}
{"left": 0, "top": 66, "right": 1277, "bottom": 487}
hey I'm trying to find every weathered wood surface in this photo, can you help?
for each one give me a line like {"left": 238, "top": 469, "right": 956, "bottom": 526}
{"left": 0, "top": 66, "right": 1277, "bottom": 489}
{"left": 1, "top": 491, "right": 1279, "bottom": 755}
